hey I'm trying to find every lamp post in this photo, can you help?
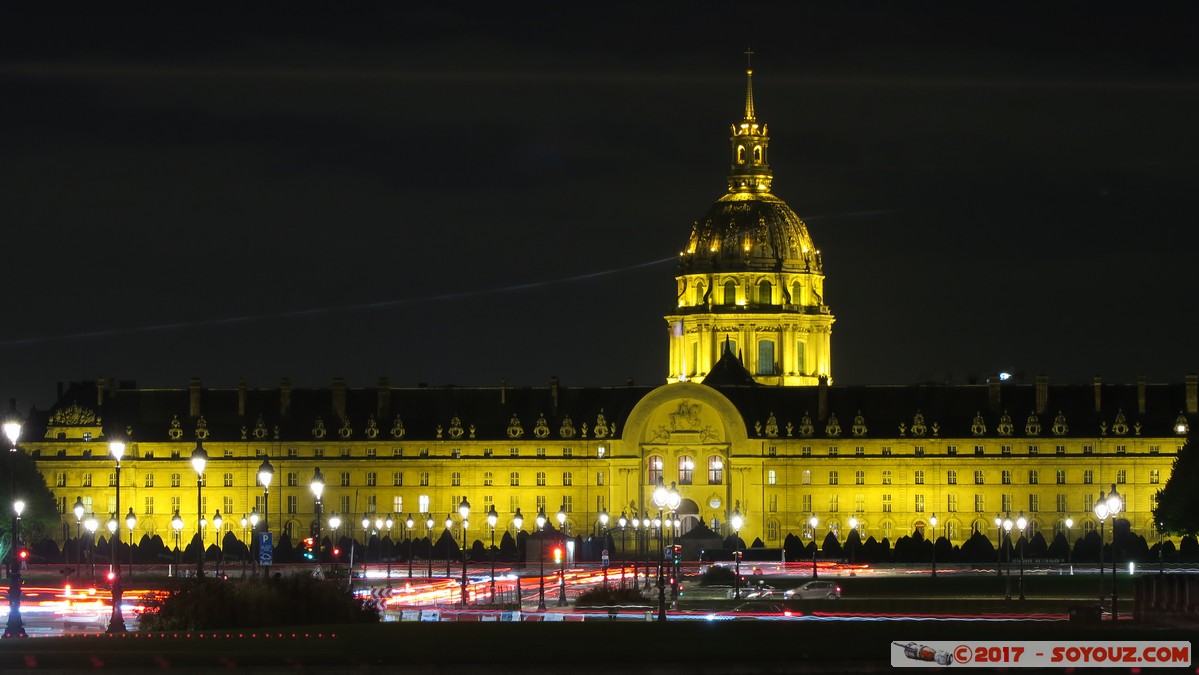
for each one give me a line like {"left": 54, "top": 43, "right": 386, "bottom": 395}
{"left": 642, "top": 511, "right": 653, "bottom": 591}
{"left": 536, "top": 507, "right": 547, "bottom": 610}
{"left": 190, "top": 442, "right": 207, "bottom": 578}
{"left": 125, "top": 508, "right": 136, "bottom": 579}
{"left": 1064, "top": 516, "right": 1074, "bottom": 573}
{"left": 630, "top": 513, "right": 640, "bottom": 588}
{"left": 3, "top": 409, "right": 25, "bottom": 638}
{"left": 309, "top": 468, "right": 325, "bottom": 577}
{"left": 73, "top": 497, "right": 85, "bottom": 580}
{"left": 444, "top": 513, "right": 453, "bottom": 579}
{"left": 328, "top": 513, "right": 341, "bottom": 571}
{"left": 170, "top": 510, "right": 183, "bottom": 577}
{"left": 556, "top": 505, "right": 567, "bottom": 607}
{"left": 487, "top": 506, "right": 498, "bottom": 603}
{"left": 105, "top": 436, "right": 127, "bottom": 633}
{"left": 1105, "top": 485, "right": 1122, "bottom": 620}
{"left": 929, "top": 514, "right": 938, "bottom": 579}
{"left": 809, "top": 514, "right": 819, "bottom": 579}
{"left": 406, "top": 514, "right": 415, "bottom": 579}
{"left": 513, "top": 508, "right": 524, "bottom": 604}
{"left": 212, "top": 510, "right": 223, "bottom": 577}
{"left": 652, "top": 480, "right": 680, "bottom": 621}
{"left": 425, "top": 514, "right": 434, "bottom": 579}
{"left": 458, "top": 497, "right": 471, "bottom": 607}
{"left": 256, "top": 458, "right": 273, "bottom": 577}
{"left": 617, "top": 511, "right": 628, "bottom": 587}
{"left": 384, "top": 515, "right": 394, "bottom": 579}
{"left": 239, "top": 515, "right": 248, "bottom": 574}
{"left": 730, "top": 507, "right": 744, "bottom": 599}
{"left": 598, "top": 508, "right": 609, "bottom": 587}
{"left": 848, "top": 516, "right": 859, "bottom": 565}
{"left": 84, "top": 513, "right": 98, "bottom": 581}
{"left": 1095, "top": 490, "right": 1109, "bottom": 607}
{"left": 362, "top": 515, "right": 372, "bottom": 568}
{"left": 248, "top": 510, "right": 260, "bottom": 575}
{"left": 994, "top": 514, "right": 1003, "bottom": 579}
{"left": 1016, "top": 512, "right": 1027, "bottom": 600}
{"left": 1002, "top": 513, "right": 1014, "bottom": 600}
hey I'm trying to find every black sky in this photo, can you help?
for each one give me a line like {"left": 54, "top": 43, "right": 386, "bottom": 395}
{"left": 3, "top": 4, "right": 1199, "bottom": 410}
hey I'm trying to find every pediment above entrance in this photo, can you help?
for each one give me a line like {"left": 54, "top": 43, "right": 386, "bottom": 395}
{"left": 624, "top": 382, "right": 748, "bottom": 446}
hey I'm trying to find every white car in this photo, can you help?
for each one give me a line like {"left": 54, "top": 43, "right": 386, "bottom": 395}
{"left": 784, "top": 580, "right": 842, "bottom": 599}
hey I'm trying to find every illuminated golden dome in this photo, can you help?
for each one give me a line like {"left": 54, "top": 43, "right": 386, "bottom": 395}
{"left": 679, "top": 66, "right": 822, "bottom": 275}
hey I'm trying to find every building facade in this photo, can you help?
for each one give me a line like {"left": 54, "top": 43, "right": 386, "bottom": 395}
{"left": 19, "top": 67, "right": 1186, "bottom": 556}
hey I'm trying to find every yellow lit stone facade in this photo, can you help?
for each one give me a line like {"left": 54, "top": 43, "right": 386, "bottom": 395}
{"left": 19, "top": 67, "right": 1186, "bottom": 554}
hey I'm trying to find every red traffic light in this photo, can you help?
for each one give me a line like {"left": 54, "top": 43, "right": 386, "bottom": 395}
{"left": 332, "top": 547, "right": 341, "bottom": 557}
{"left": 16, "top": 549, "right": 28, "bottom": 561}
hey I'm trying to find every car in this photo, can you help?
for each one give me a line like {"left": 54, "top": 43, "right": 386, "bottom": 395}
{"left": 741, "top": 583, "right": 775, "bottom": 599}
{"left": 784, "top": 580, "right": 842, "bottom": 599}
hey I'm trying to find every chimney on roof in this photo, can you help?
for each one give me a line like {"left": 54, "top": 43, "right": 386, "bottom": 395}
{"left": 988, "top": 374, "right": 1001, "bottom": 411}
{"left": 281, "top": 377, "right": 292, "bottom": 417}
{"left": 550, "top": 376, "right": 560, "bottom": 415}
{"left": 333, "top": 377, "right": 347, "bottom": 419}
{"left": 1093, "top": 376, "right": 1103, "bottom": 412}
{"left": 189, "top": 377, "right": 202, "bottom": 417}
{"left": 1187, "top": 374, "right": 1198, "bottom": 415}
{"left": 97, "top": 377, "right": 106, "bottom": 407}
{"left": 1137, "top": 374, "right": 1147, "bottom": 415}
{"left": 817, "top": 375, "right": 828, "bottom": 420}
{"left": 1035, "top": 374, "right": 1048, "bottom": 414}
{"left": 377, "top": 377, "right": 391, "bottom": 418}
{"left": 238, "top": 377, "right": 247, "bottom": 417}
{"left": 501, "top": 378, "right": 507, "bottom": 406}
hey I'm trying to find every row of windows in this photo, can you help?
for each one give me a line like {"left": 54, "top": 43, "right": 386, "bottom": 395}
{"left": 56, "top": 469, "right": 611, "bottom": 490}
{"left": 788, "top": 492, "right": 1132, "bottom": 515}
{"left": 774, "top": 468, "right": 1152, "bottom": 486}
{"left": 770, "top": 444, "right": 1172, "bottom": 456}
{"left": 647, "top": 455, "right": 723, "bottom": 485}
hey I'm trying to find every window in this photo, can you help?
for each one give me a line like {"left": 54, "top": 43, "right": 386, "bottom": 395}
{"left": 483, "top": 471, "right": 493, "bottom": 487}
{"left": 768, "top": 494, "right": 778, "bottom": 512}
{"left": 694, "top": 281, "right": 705, "bottom": 305}
{"left": 678, "top": 456, "right": 694, "bottom": 485}
{"left": 144, "top": 473, "right": 154, "bottom": 488}
{"left": 757, "top": 341, "right": 775, "bottom": 375}
{"left": 596, "top": 472, "right": 605, "bottom": 486}
{"left": 170, "top": 496, "right": 179, "bottom": 514}
{"left": 510, "top": 448, "right": 519, "bottom": 457}
{"left": 171, "top": 473, "right": 181, "bottom": 488}
{"left": 1056, "top": 494, "right": 1067, "bottom": 512}
{"left": 314, "top": 448, "right": 323, "bottom": 458}
{"left": 340, "top": 472, "right": 351, "bottom": 487}
{"left": 82, "top": 473, "right": 92, "bottom": 487}
{"left": 947, "top": 470, "right": 957, "bottom": 485}
{"left": 451, "top": 472, "right": 461, "bottom": 487}
{"left": 224, "top": 472, "right": 234, "bottom": 487}
{"left": 802, "top": 446, "right": 812, "bottom": 456}
{"left": 287, "top": 472, "right": 298, "bottom": 487}
{"left": 1116, "top": 445, "right": 1126, "bottom": 455}
{"left": 708, "top": 456, "right": 723, "bottom": 484}
{"left": 828, "top": 471, "right": 838, "bottom": 485}
{"left": 562, "top": 472, "right": 573, "bottom": 486}
{"left": 1028, "top": 470, "right": 1039, "bottom": 485}
{"left": 536, "top": 448, "right": 546, "bottom": 457}
{"left": 287, "top": 495, "right": 297, "bottom": 514}
{"left": 451, "top": 449, "right": 461, "bottom": 459}
{"left": 420, "top": 472, "right": 430, "bottom": 487}
{"left": 801, "top": 494, "right": 812, "bottom": 512}
{"left": 648, "top": 456, "right": 663, "bottom": 485}
{"left": 974, "top": 470, "right": 985, "bottom": 485}
{"left": 341, "top": 447, "right": 351, "bottom": 458}
{"left": 914, "top": 470, "right": 925, "bottom": 485}
{"left": 914, "top": 446, "right": 925, "bottom": 457}
{"left": 723, "top": 280, "right": 736, "bottom": 305}
{"left": 419, "top": 495, "right": 430, "bottom": 513}
{"left": 855, "top": 494, "right": 865, "bottom": 512}
{"left": 1055, "top": 469, "right": 1066, "bottom": 485}
{"left": 914, "top": 495, "right": 925, "bottom": 512}
{"left": 855, "top": 470, "right": 864, "bottom": 485}
{"left": 767, "top": 470, "right": 776, "bottom": 486}
{"left": 510, "top": 472, "right": 520, "bottom": 487}
{"left": 108, "top": 472, "right": 116, "bottom": 487}
{"left": 1116, "top": 469, "right": 1126, "bottom": 484}
{"left": 855, "top": 446, "right": 865, "bottom": 456}
{"left": 1150, "top": 445, "right": 1160, "bottom": 454}
{"left": 1029, "top": 494, "right": 1039, "bottom": 512}
{"left": 536, "top": 472, "right": 546, "bottom": 487}
{"left": 224, "top": 496, "right": 233, "bottom": 514}
{"left": 766, "top": 520, "right": 779, "bottom": 541}
{"left": 1001, "top": 494, "right": 1012, "bottom": 512}
{"left": 975, "top": 494, "right": 985, "bottom": 512}
{"left": 393, "top": 471, "right": 403, "bottom": 487}
{"left": 144, "top": 496, "right": 154, "bottom": 515}
{"left": 55, "top": 472, "right": 66, "bottom": 487}
{"left": 1083, "top": 469, "right": 1093, "bottom": 485}
{"left": 882, "top": 446, "right": 892, "bottom": 456}
{"left": 366, "top": 447, "right": 376, "bottom": 457}
{"left": 767, "top": 446, "right": 776, "bottom": 457}
{"left": 562, "top": 447, "right": 572, "bottom": 458}
{"left": 1028, "top": 445, "right": 1038, "bottom": 455}
{"left": 947, "top": 445, "right": 958, "bottom": 456}
{"left": 1150, "top": 469, "right": 1160, "bottom": 484}
{"left": 484, "top": 448, "right": 493, "bottom": 458}
{"left": 1083, "top": 445, "right": 1094, "bottom": 455}
{"left": 828, "top": 446, "right": 838, "bottom": 457}
{"left": 1055, "top": 445, "right": 1066, "bottom": 455}
{"left": 394, "top": 496, "right": 403, "bottom": 513}
{"left": 882, "top": 470, "right": 892, "bottom": 485}
{"left": 1001, "top": 470, "right": 1012, "bottom": 485}
{"left": 947, "top": 494, "right": 958, "bottom": 512}
{"left": 828, "top": 495, "right": 839, "bottom": 512}
{"left": 882, "top": 494, "right": 892, "bottom": 513}
{"left": 339, "top": 496, "right": 350, "bottom": 513}
{"left": 882, "top": 522, "right": 893, "bottom": 539}
{"left": 801, "top": 470, "right": 811, "bottom": 485}
{"left": 757, "top": 279, "right": 772, "bottom": 304}
{"left": 562, "top": 496, "right": 573, "bottom": 514}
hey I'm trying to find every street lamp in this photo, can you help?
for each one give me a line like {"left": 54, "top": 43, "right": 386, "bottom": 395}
{"left": 3, "top": 408, "right": 25, "bottom": 638}
{"left": 1105, "top": 484, "right": 1122, "bottom": 620}
{"left": 1064, "top": 516, "right": 1074, "bottom": 572}
{"left": 362, "top": 515, "right": 372, "bottom": 568}
{"left": 384, "top": 515, "right": 394, "bottom": 579}
{"left": 328, "top": 513, "right": 342, "bottom": 571}
{"left": 444, "top": 513, "right": 453, "bottom": 579}
{"left": 458, "top": 497, "right": 470, "bottom": 607}
{"left": 652, "top": 480, "right": 680, "bottom": 621}
{"left": 994, "top": 514, "right": 1003, "bottom": 578}
{"left": 642, "top": 511, "right": 653, "bottom": 591}
{"left": 929, "top": 514, "right": 938, "bottom": 579}
{"left": 1095, "top": 490, "right": 1109, "bottom": 607}
{"left": 1016, "top": 511, "right": 1027, "bottom": 600}
{"left": 239, "top": 515, "right": 248, "bottom": 574}
{"left": 406, "top": 514, "right": 415, "bottom": 578}
{"left": 536, "top": 507, "right": 547, "bottom": 610}
{"left": 848, "top": 515, "right": 859, "bottom": 564}
{"left": 73, "top": 497, "right": 85, "bottom": 580}
{"left": 556, "top": 505, "right": 567, "bottom": 607}
{"left": 487, "top": 506, "right": 498, "bottom": 603}
{"left": 598, "top": 508, "right": 610, "bottom": 587}
{"left": 125, "top": 508, "right": 136, "bottom": 578}
{"left": 256, "top": 458, "right": 273, "bottom": 577}
{"left": 106, "top": 436, "right": 127, "bottom": 633}
{"left": 617, "top": 511, "right": 628, "bottom": 587}
{"left": 730, "top": 507, "right": 744, "bottom": 599}
{"left": 190, "top": 442, "right": 208, "bottom": 578}
{"left": 630, "top": 513, "right": 640, "bottom": 587}
{"left": 309, "top": 468, "right": 325, "bottom": 576}
{"left": 1002, "top": 513, "right": 1014, "bottom": 600}
{"left": 425, "top": 514, "right": 434, "bottom": 579}
{"left": 170, "top": 510, "right": 184, "bottom": 577}
{"left": 84, "top": 513, "right": 99, "bottom": 581}
{"left": 213, "top": 510, "right": 224, "bottom": 577}
{"left": 248, "top": 510, "right": 260, "bottom": 574}
{"left": 809, "top": 514, "right": 820, "bottom": 579}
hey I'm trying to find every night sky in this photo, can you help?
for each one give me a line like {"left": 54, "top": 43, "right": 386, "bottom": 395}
{"left": 4, "top": 5, "right": 1198, "bottom": 410}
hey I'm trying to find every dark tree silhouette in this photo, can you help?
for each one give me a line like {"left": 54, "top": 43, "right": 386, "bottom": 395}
{"left": 1155, "top": 439, "right": 1199, "bottom": 535}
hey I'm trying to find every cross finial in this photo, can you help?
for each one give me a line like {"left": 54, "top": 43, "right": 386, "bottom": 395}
{"left": 744, "top": 47, "right": 754, "bottom": 72}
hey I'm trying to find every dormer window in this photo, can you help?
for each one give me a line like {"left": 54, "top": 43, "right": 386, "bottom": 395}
{"left": 736, "top": 145, "right": 745, "bottom": 163}
{"left": 753, "top": 145, "right": 762, "bottom": 163}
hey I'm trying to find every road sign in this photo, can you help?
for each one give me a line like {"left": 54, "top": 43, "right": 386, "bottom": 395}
{"left": 258, "top": 531, "right": 274, "bottom": 566}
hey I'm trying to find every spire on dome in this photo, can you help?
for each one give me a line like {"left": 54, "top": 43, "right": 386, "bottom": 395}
{"left": 743, "top": 47, "right": 756, "bottom": 122}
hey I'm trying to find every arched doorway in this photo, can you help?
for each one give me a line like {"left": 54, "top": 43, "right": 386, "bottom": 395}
{"left": 677, "top": 498, "right": 700, "bottom": 536}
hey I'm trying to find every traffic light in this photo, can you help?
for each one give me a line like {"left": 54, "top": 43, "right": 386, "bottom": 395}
{"left": 332, "top": 547, "right": 341, "bottom": 559}
{"left": 302, "top": 537, "right": 316, "bottom": 560}
{"left": 552, "top": 546, "right": 563, "bottom": 564}
{"left": 16, "top": 548, "right": 28, "bottom": 563}
{"left": 671, "top": 544, "right": 683, "bottom": 563}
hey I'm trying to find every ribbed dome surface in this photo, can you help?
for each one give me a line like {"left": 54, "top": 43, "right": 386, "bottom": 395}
{"left": 679, "top": 191, "right": 821, "bottom": 275}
